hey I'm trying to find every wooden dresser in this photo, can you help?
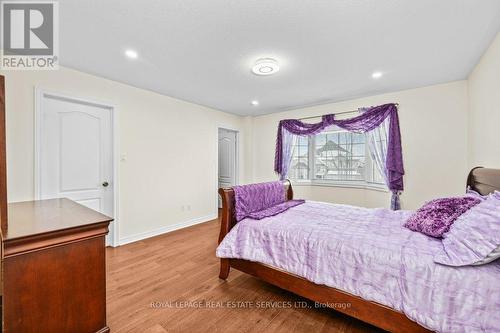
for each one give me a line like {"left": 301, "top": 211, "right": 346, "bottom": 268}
{"left": 2, "top": 198, "right": 112, "bottom": 333}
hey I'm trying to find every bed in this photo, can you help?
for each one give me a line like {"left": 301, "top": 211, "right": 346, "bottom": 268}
{"left": 216, "top": 167, "right": 500, "bottom": 333}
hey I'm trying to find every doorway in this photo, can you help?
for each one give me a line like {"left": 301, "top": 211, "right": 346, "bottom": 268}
{"left": 218, "top": 128, "right": 238, "bottom": 207}
{"left": 35, "top": 89, "right": 118, "bottom": 246}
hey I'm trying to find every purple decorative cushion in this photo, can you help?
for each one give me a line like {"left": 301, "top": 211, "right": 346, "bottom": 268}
{"left": 233, "top": 181, "right": 286, "bottom": 221}
{"left": 434, "top": 195, "right": 500, "bottom": 266}
{"left": 246, "top": 200, "right": 305, "bottom": 220}
{"left": 404, "top": 196, "right": 481, "bottom": 238}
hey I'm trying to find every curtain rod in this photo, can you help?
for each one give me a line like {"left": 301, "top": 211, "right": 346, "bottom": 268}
{"left": 299, "top": 103, "right": 399, "bottom": 121}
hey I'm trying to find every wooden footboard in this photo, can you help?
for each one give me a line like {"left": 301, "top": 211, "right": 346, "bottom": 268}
{"left": 218, "top": 181, "right": 292, "bottom": 279}
{"left": 218, "top": 180, "right": 293, "bottom": 245}
{"left": 217, "top": 181, "right": 431, "bottom": 333}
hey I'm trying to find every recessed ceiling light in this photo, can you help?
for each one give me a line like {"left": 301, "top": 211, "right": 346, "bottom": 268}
{"left": 252, "top": 58, "right": 279, "bottom": 76}
{"left": 372, "top": 71, "right": 383, "bottom": 79}
{"left": 125, "top": 49, "right": 138, "bottom": 59}
{"left": 251, "top": 100, "right": 259, "bottom": 106}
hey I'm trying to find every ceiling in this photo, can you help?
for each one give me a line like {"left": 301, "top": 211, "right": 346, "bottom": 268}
{"left": 60, "top": 0, "right": 500, "bottom": 116}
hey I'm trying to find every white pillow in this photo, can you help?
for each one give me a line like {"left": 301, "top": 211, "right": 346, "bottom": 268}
{"left": 472, "top": 246, "right": 500, "bottom": 266}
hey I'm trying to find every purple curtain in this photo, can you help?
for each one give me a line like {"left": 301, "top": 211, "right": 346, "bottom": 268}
{"left": 274, "top": 103, "right": 404, "bottom": 210}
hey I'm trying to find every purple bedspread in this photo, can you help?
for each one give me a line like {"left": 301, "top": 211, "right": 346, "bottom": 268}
{"left": 216, "top": 201, "right": 500, "bottom": 333}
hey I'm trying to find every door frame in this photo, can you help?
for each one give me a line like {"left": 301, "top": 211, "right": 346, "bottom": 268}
{"left": 34, "top": 87, "right": 120, "bottom": 247}
{"left": 216, "top": 125, "right": 239, "bottom": 213}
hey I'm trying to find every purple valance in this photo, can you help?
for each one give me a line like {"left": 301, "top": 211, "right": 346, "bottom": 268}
{"left": 274, "top": 103, "right": 404, "bottom": 210}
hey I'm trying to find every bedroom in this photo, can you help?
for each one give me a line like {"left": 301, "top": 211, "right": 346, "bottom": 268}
{"left": 0, "top": 0, "right": 499, "bottom": 332}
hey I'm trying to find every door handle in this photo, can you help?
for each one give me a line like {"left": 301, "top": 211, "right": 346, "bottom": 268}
{"left": 102, "top": 181, "right": 109, "bottom": 187}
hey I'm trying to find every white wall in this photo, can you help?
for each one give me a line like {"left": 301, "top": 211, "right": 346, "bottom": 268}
{"left": 1, "top": 67, "right": 246, "bottom": 244}
{"left": 468, "top": 32, "right": 500, "bottom": 168}
{"left": 246, "top": 81, "right": 469, "bottom": 210}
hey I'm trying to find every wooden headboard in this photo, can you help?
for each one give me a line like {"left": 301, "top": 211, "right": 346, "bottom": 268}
{"left": 466, "top": 167, "right": 500, "bottom": 195}
{"left": 217, "top": 180, "right": 293, "bottom": 244}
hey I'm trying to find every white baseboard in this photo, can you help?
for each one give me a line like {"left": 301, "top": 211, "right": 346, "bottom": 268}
{"left": 118, "top": 213, "right": 218, "bottom": 246}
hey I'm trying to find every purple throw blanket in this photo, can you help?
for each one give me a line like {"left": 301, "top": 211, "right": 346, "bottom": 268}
{"left": 217, "top": 201, "right": 500, "bottom": 332}
{"left": 233, "top": 181, "right": 304, "bottom": 221}
{"left": 246, "top": 200, "right": 305, "bottom": 220}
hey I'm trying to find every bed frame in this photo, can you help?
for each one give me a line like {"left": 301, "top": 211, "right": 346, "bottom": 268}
{"left": 217, "top": 167, "right": 500, "bottom": 333}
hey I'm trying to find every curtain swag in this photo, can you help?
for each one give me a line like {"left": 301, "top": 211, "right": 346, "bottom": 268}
{"left": 274, "top": 103, "right": 404, "bottom": 210}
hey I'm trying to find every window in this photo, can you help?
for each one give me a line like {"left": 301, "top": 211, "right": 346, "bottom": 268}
{"left": 289, "top": 126, "right": 386, "bottom": 188}
{"left": 289, "top": 136, "right": 309, "bottom": 180}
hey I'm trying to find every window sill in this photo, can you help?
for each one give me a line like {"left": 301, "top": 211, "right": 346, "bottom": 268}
{"left": 290, "top": 180, "right": 389, "bottom": 193}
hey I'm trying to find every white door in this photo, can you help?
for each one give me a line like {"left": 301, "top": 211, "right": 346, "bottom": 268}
{"left": 38, "top": 92, "right": 114, "bottom": 244}
{"left": 218, "top": 129, "right": 237, "bottom": 207}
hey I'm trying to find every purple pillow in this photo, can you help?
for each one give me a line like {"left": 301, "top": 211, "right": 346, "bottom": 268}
{"left": 434, "top": 195, "right": 500, "bottom": 266}
{"left": 404, "top": 196, "right": 481, "bottom": 238}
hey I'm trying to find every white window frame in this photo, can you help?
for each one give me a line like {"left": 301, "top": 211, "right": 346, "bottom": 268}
{"left": 289, "top": 129, "right": 388, "bottom": 192}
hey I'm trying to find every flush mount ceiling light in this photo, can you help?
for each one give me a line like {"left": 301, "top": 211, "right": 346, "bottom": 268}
{"left": 125, "top": 49, "right": 138, "bottom": 59}
{"left": 251, "top": 100, "right": 259, "bottom": 106}
{"left": 252, "top": 58, "right": 279, "bottom": 76}
{"left": 372, "top": 71, "right": 383, "bottom": 79}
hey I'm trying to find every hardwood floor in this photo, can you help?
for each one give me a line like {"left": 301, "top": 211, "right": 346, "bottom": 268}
{"left": 106, "top": 217, "right": 383, "bottom": 333}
